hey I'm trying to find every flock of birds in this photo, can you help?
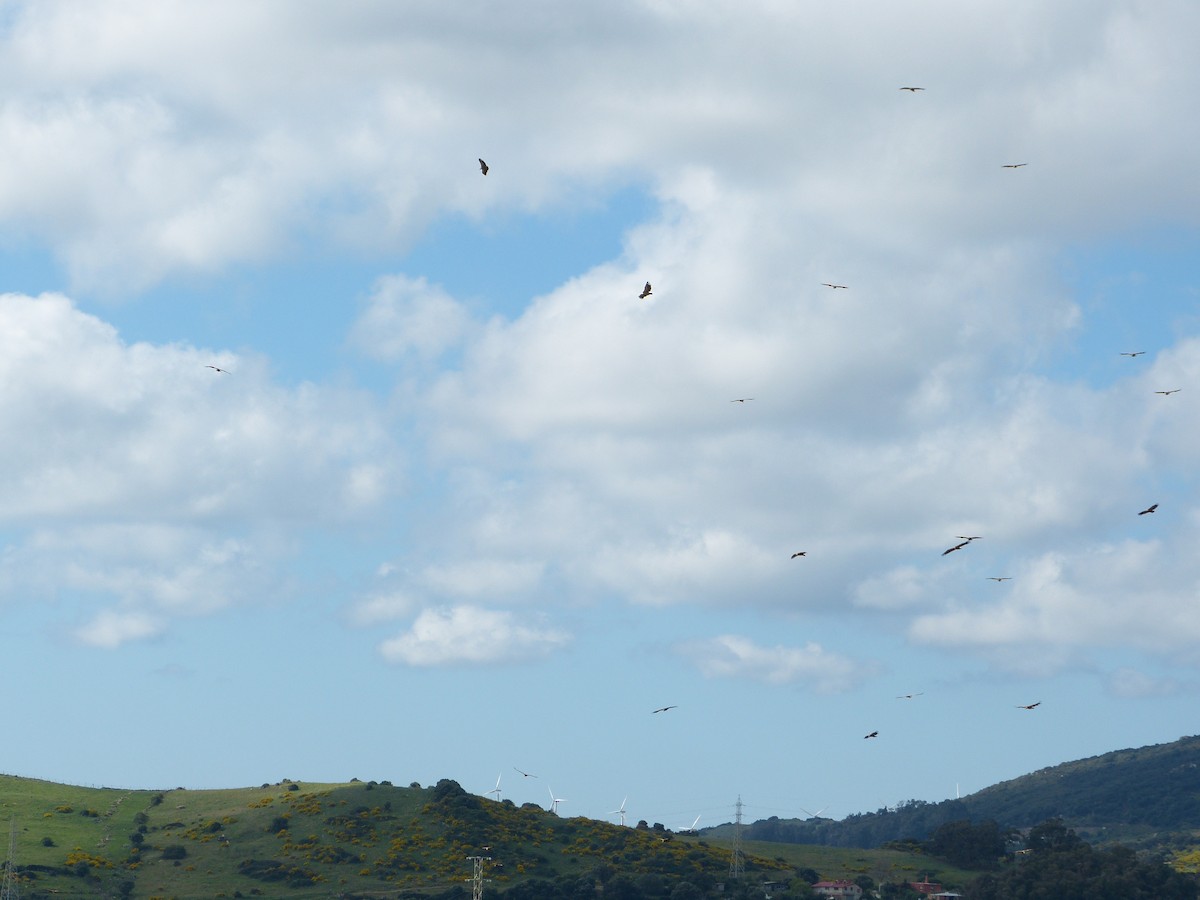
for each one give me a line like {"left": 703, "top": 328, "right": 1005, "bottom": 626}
{"left": 468, "top": 90, "right": 1177, "bottom": 819}
{"left": 847, "top": 347, "right": 1169, "bottom": 736}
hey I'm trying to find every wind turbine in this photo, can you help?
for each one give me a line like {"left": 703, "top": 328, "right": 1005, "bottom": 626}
{"left": 611, "top": 796, "right": 628, "bottom": 826}
{"left": 547, "top": 785, "right": 566, "bottom": 815}
{"left": 679, "top": 814, "right": 701, "bottom": 834}
{"left": 800, "top": 806, "right": 828, "bottom": 819}
{"left": 487, "top": 773, "right": 501, "bottom": 801}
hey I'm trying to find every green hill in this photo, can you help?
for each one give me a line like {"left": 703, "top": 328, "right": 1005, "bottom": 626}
{"left": 0, "top": 774, "right": 707, "bottom": 897}
{"left": 2, "top": 774, "right": 943, "bottom": 898}
{"left": 704, "top": 734, "right": 1200, "bottom": 854}
{"left": 6, "top": 736, "right": 1198, "bottom": 897}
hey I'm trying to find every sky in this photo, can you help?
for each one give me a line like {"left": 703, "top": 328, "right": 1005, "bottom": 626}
{"left": 0, "top": 0, "right": 1199, "bottom": 834}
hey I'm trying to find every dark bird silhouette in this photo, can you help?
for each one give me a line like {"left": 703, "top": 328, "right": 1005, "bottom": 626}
{"left": 956, "top": 535, "right": 982, "bottom": 542}
{"left": 1016, "top": 702, "right": 1041, "bottom": 710}
{"left": 899, "top": 87, "right": 924, "bottom": 92}
{"left": 1120, "top": 351, "right": 1145, "bottom": 357}
{"left": 821, "top": 283, "right": 848, "bottom": 289}
{"left": 514, "top": 767, "right": 537, "bottom": 778}
{"left": 790, "top": 551, "right": 807, "bottom": 559}
{"left": 896, "top": 693, "right": 923, "bottom": 700}
{"left": 986, "top": 576, "right": 1012, "bottom": 582}
{"left": 639, "top": 282, "right": 652, "bottom": 299}
{"left": 942, "top": 541, "right": 969, "bottom": 556}
{"left": 478, "top": 158, "right": 489, "bottom": 175}
{"left": 864, "top": 731, "right": 879, "bottom": 739}
{"left": 1155, "top": 389, "right": 1181, "bottom": 396}
{"left": 1138, "top": 503, "right": 1158, "bottom": 516}
{"left": 731, "top": 398, "right": 754, "bottom": 403}
{"left": 205, "top": 365, "right": 231, "bottom": 374}
{"left": 652, "top": 706, "right": 677, "bottom": 714}
{"left": 1001, "top": 163, "right": 1028, "bottom": 168}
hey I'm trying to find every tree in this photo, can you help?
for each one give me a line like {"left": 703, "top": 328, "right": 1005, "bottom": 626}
{"left": 1026, "top": 817, "right": 1082, "bottom": 852}
{"left": 854, "top": 874, "right": 876, "bottom": 893}
{"left": 971, "top": 819, "right": 1199, "bottom": 900}
{"left": 927, "top": 818, "right": 1009, "bottom": 868}
{"left": 604, "top": 874, "right": 646, "bottom": 900}
{"left": 878, "top": 883, "right": 921, "bottom": 899}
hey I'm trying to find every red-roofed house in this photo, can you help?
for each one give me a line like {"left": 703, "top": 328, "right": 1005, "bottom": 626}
{"left": 908, "top": 877, "right": 945, "bottom": 894}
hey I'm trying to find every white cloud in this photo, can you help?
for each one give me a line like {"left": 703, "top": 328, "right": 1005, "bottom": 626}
{"left": 348, "top": 275, "right": 472, "bottom": 364}
{"left": 378, "top": 605, "right": 569, "bottom": 667}
{"left": 1, "top": 1, "right": 1198, "bottom": 679}
{"left": 0, "top": 291, "right": 399, "bottom": 642}
{"left": 348, "top": 587, "right": 420, "bottom": 627}
{"left": 75, "top": 608, "right": 164, "bottom": 648}
{"left": 676, "top": 635, "right": 872, "bottom": 694}
{"left": 0, "top": 2, "right": 1194, "bottom": 291}
{"left": 0, "top": 292, "right": 397, "bottom": 524}
{"left": 908, "top": 535, "right": 1200, "bottom": 673}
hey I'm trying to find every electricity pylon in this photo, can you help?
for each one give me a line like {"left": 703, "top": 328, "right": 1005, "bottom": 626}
{"left": 467, "top": 854, "right": 491, "bottom": 900}
{"left": 0, "top": 819, "right": 18, "bottom": 900}
{"left": 728, "top": 795, "right": 744, "bottom": 881}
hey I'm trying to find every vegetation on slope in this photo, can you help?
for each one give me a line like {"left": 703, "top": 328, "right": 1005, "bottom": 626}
{"left": 969, "top": 819, "right": 1198, "bottom": 900}
{"left": 704, "top": 734, "right": 1200, "bottom": 854}
{"left": 0, "top": 774, "right": 795, "bottom": 898}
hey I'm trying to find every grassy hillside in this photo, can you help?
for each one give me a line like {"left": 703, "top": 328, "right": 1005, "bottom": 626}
{"left": 0, "top": 773, "right": 986, "bottom": 899}
{"left": 0, "top": 775, "right": 759, "bottom": 898}
{"left": 18, "top": 732, "right": 1196, "bottom": 899}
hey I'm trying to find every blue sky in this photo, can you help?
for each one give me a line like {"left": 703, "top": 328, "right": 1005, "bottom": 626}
{"left": 1, "top": 0, "right": 1199, "bottom": 833}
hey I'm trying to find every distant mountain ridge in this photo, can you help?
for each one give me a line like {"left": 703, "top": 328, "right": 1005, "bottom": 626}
{"left": 702, "top": 734, "right": 1200, "bottom": 851}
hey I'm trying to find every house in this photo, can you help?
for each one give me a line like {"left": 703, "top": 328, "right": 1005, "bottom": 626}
{"left": 812, "top": 881, "right": 863, "bottom": 899}
{"left": 908, "top": 877, "right": 945, "bottom": 894}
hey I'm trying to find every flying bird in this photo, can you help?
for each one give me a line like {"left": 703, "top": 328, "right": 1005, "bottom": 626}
{"left": 896, "top": 693, "right": 923, "bottom": 700}
{"left": 821, "top": 283, "right": 848, "bottom": 289}
{"left": 1138, "top": 503, "right": 1158, "bottom": 516}
{"left": 1001, "top": 163, "right": 1028, "bottom": 168}
{"left": 956, "top": 535, "right": 982, "bottom": 542}
{"left": 205, "top": 365, "right": 231, "bottom": 374}
{"left": 942, "top": 541, "right": 969, "bottom": 556}
{"left": 1120, "top": 351, "right": 1145, "bottom": 357}
{"left": 790, "top": 551, "right": 807, "bottom": 559}
{"left": 986, "top": 577, "right": 1012, "bottom": 582}
{"left": 864, "top": 731, "right": 879, "bottom": 739}
{"left": 1016, "top": 702, "right": 1041, "bottom": 710}
{"left": 652, "top": 705, "right": 677, "bottom": 714}
{"left": 899, "top": 87, "right": 925, "bottom": 92}
{"left": 514, "top": 767, "right": 537, "bottom": 778}
{"left": 1155, "top": 389, "right": 1181, "bottom": 396}
{"left": 478, "top": 158, "right": 488, "bottom": 175}
{"left": 731, "top": 398, "right": 754, "bottom": 403}
{"left": 639, "top": 282, "right": 652, "bottom": 299}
